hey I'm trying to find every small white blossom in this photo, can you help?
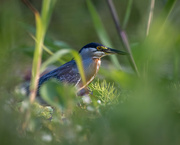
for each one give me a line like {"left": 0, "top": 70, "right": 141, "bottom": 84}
{"left": 41, "top": 133, "right": 52, "bottom": 142}
{"left": 97, "top": 100, "right": 101, "bottom": 104}
{"left": 82, "top": 95, "right": 91, "bottom": 104}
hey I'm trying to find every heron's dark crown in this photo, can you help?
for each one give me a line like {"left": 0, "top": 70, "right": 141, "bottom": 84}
{"left": 79, "top": 42, "right": 104, "bottom": 53}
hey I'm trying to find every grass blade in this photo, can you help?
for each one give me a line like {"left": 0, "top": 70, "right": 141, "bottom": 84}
{"left": 41, "top": 0, "right": 57, "bottom": 32}
{"left": 23, "top": 0, "right": 57, "bottom": 103}
{"left": 29, "top": 11, "right": 44, "bottom": 103}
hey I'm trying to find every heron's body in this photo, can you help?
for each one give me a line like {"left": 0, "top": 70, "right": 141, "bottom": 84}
{"left": 38, "top": 42, "right": 127, "bottom": 96}
{"left": 38, "top": 57, "right": 101, "bottom": 92}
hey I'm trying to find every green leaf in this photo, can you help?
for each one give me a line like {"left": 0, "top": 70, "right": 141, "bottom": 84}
{"left": 40, "top": 49, "right": 71, "bottom": 72}
{"left": 40, "top": 79, "right": 76, "bottom": 110}
{"left": 41, "top": 0, "right": 57, "bottom": 32}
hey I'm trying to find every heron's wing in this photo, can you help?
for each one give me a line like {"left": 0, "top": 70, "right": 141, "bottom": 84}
{"left": 38, "top": 60, "right": 81, "bottom": 88}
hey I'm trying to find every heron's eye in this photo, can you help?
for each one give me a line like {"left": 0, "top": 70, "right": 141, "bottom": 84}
{"left": 97, "top": 46, "right": 102, "bottom": 51}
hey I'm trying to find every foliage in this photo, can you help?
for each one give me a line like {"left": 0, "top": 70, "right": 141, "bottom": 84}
{"left": 89, "top": 80, "right": 120, "bottom": 105}
{"left": 0, "top": 0, "right": 180, "bottom": 145}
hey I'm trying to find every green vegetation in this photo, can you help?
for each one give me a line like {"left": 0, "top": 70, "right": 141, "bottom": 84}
{"left": 0, "top": 0, "right": 180, "bottom": 145}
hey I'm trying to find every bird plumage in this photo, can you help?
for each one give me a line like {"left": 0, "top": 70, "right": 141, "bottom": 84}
{"left": 37, "top": 42, "right": 127, "bottom": 97}
{"left": 38, "top": 60, "right": 80, "bottom": 86}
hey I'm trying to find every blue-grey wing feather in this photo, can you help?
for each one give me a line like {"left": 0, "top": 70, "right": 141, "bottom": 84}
{"left": 38, "top": 60, "right": 80, "bottom": 88}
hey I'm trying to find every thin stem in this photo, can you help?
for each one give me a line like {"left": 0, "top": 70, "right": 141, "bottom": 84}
{"left": 146, "top": 0, "right": 155, "bottom": 36}
{"left": 22, "top": 0, "right": 42, "bottom": 103}
{"left": 22, "top": 0, "right": 56, "bottom": 103}
{"left": 106, "top": 0, "right": 139, "bottom": 76}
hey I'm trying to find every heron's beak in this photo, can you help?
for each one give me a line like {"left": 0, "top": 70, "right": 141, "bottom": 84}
{"left": 104, "top": 47, "right": 128, "bottom": 55}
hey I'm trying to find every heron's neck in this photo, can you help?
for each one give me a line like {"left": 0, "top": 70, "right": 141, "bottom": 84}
{"left": 86, "top": 58, "right": 101, "bottom": 82}
{"left": 76, "top": 58, "right": 101, "bottom": 91}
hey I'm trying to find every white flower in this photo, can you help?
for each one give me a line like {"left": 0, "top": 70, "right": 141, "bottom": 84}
{"left": 41, "top": 133, "right": 52, "bottom": 142}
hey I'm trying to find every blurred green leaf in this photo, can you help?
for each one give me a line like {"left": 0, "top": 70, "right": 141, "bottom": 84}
{"left": 86, "top": 0, "right": 111, "bottom": 46}
{"left": 40, "top": 79, "right": 76, "bottom": 110}
{"left": 53, "top": 40, "right": 71, "bottom": 48}
{"left": 40, "top": 49, "right": 71, "bottom": 72}
{"left": 41, "top": 0, "right": 57, "bottom": 32}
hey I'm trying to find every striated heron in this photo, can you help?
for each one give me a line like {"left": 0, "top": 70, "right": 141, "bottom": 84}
{"left": 38, "top": 42, "right": 127, "bottom": 96}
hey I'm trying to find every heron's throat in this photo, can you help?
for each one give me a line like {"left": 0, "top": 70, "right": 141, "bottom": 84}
{"left": 94, "top": 58, "right": 101, "bottom": 72}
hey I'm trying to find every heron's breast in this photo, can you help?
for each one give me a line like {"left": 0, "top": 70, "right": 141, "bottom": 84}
{"left": 85, "top": 58, "right": 101, "bottom": 84}
{"left": 76, "top": 58, "right": 101, "bottom": 91}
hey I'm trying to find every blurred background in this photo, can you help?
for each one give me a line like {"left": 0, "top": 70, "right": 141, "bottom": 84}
{"left": 0, "top": 0, "right": 180, "bottom": 145}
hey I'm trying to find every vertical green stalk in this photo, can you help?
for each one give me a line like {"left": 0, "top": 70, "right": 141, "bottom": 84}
{"left": 28, "top": 0, "right": 56, "bottom": 103}
{"left": 29, "top": 12, "right": 44, "bottom": 103}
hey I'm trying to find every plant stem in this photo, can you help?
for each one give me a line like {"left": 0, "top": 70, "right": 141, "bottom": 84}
{"left": 22, "top": 0, "right": 56, "bottom": 103}
{"left": 22, "top": 0, "right": 43, "bottom": 103}
{"left": 106, "top": 0, "right": 139, "bottom": 76}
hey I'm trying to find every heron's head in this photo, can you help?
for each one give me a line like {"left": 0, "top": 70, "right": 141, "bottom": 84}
{"left": 79, "top": 42, "right": 128, "bottom": 59}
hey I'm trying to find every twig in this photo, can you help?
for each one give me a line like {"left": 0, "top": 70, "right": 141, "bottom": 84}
{"left": 146, "top": 0, "right": 155, "bottom": 36}
{"left": 106, "top": 0, "right": 139, "bottom": 76}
